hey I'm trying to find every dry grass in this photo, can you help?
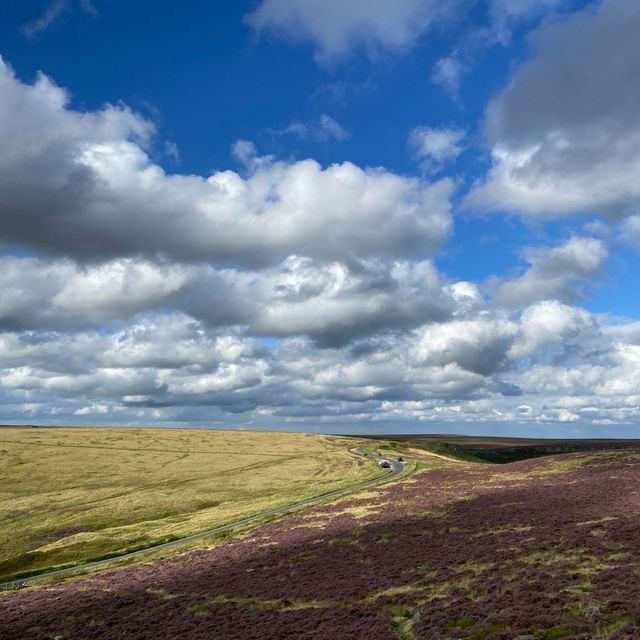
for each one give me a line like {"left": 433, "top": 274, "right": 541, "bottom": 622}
{"left": 472, "top": 524, "right": 533, "bottom": 537}
{"left": 0, "top": 426, "right": 380, "bottom": 581}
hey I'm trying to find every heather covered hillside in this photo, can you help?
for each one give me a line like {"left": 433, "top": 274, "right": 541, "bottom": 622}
{"left": 3, "top": 451, "right": 640, "bottom": 639}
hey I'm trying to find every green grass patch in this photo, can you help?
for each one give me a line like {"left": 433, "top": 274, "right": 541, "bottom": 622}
{"left": 408, "top": 441, "right": 490, "bottom": 463}
{"left": 465, "top": 625, "right": 504, "bottom": 639}
{"left": 446, "top": 617, "right": 474, "bottom": 629}
{"left": 390, "top": 606, "right": 417, "bottom": 640}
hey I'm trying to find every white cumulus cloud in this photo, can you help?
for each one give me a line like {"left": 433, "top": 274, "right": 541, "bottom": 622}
{"left": 0, "top": 58, "right": 453, "bottom": 266}
{"left": 466, "top": 0, "right": 640, "bottom": 219}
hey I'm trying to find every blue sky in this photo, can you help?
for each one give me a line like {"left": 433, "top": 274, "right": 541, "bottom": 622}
{"left": 0, "top": 0, "right": 639, "bottom": 435}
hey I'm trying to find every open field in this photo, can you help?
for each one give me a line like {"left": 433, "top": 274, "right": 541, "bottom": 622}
{"left": 0, "top": 427, "right": 383, "bottom": 582}
{"left": 4, "top": 449, "right": 640, "bottom": 639}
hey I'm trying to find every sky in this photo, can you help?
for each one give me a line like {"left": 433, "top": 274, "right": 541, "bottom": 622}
{"left": 0, "top": 0, "right": 639, "bottom": 436}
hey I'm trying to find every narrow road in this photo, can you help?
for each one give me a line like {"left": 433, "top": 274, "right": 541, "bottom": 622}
{"left": 351, "top": 446, "right": 404, "bottom": 478}
{"left": 0, "top": 446, "right": 404, "bottom": 590}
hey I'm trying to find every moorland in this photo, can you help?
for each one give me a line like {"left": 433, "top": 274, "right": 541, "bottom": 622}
{"left": 2, "top": 429, "right": 640, "bottom": 639}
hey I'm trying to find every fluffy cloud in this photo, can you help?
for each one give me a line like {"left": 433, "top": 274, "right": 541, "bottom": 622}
{"left": 467, "top": 0, "right": 640, "bottom": 218}
{"left": 408, "top": 126, "right": 466, "bottom": 173}
{"left": 491, "top": 236, "right": 608, "bottom": 309}
{"left": 0, "top": 255, "right": 459, "bottom": 345}
{"left": 244, "top": 257, "right": 455, "bottom": 346}
{"left": 245, "top": 0, "right": 460, "bottom": 64}
{"left": 0, "top": 59, "right": 453, "bottom": 265}
{"left": 509, "top": 300, "right": 600, "bottom": 361}
{"left": 0, "top": 314, "right": 271, "bottom": 408}
{"left": 0, "top": 258, "right": 192, "bottom": 330}
{"left": 412, "top": 317, "right": 517, "bottom": 376}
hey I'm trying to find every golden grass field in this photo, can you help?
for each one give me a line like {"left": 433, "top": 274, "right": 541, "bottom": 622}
{"left": 0, "top": 426, "right": 382, "bottom": 582}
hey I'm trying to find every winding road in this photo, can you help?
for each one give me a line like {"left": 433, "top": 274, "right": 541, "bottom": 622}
{"left": 0, "top": 446, "right": 403, "bottom": 590}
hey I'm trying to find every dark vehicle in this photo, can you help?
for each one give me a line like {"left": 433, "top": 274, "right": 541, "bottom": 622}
{"left": 378, "top": 459, "right": 391, "bottom": 469}
{"left": 397, "top": 456, "right": 403, "bottom": 462}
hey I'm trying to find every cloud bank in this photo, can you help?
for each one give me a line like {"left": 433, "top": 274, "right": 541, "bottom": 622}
{"left": 1, "top": 23, "right": 640, "bottom": 434}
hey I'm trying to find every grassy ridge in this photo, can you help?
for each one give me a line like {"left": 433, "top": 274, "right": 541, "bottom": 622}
{"left": 0, "top": 427, "right": 380, "bottom": 581}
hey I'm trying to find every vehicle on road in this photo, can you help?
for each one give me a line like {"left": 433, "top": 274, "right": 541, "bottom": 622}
{"left": 397, "top": 456, "right": 403, "bottom": 462}
{"left": 378, "top": 460, "right": 391, "bottom": 468}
